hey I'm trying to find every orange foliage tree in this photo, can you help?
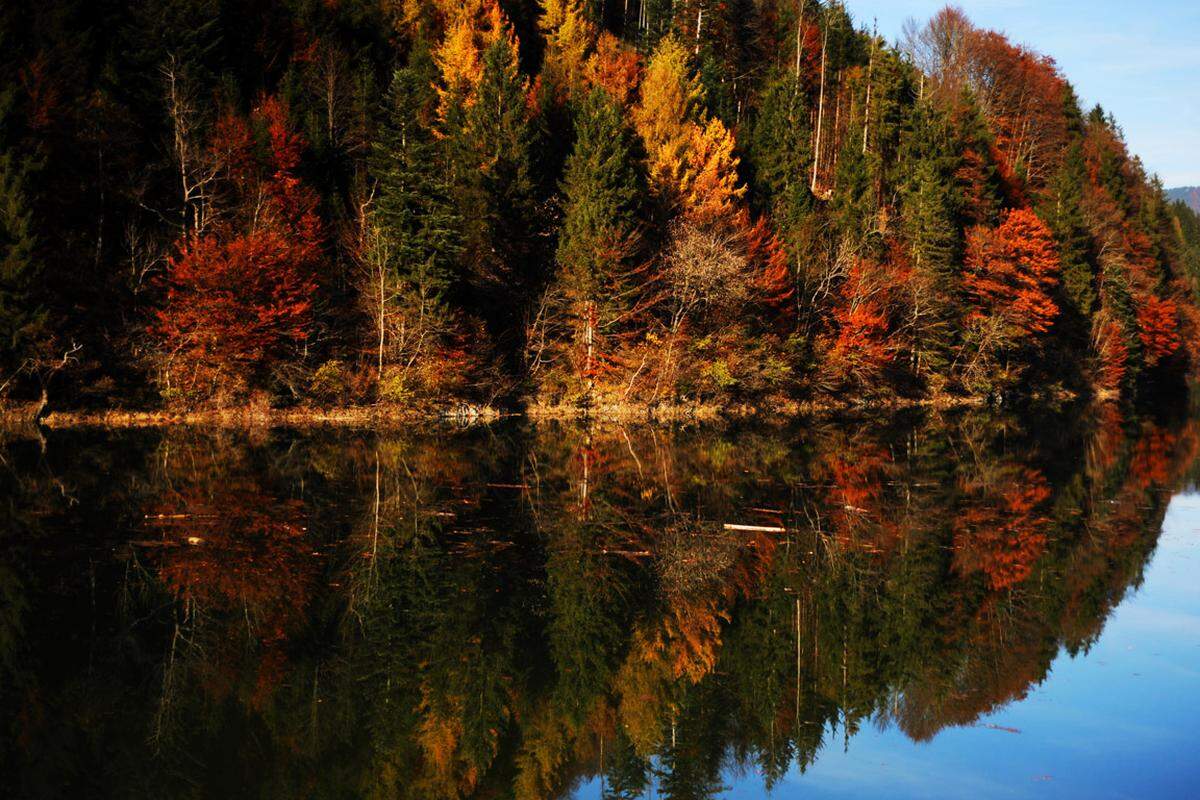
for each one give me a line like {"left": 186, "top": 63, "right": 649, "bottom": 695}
{"left": 821, "top": 258, "right": 897, "bottom": 391}
{"left": 963, "top": 208, "right": 1060, "bottom": 339}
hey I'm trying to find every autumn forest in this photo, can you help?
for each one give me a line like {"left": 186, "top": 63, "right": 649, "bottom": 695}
{"left": 1, "top": 0, "right": 1199, "bottom": 416}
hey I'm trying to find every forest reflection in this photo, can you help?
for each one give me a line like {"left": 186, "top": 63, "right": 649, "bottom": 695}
{"left": 1, "top": 408, "right": 1198, "bottom": 799}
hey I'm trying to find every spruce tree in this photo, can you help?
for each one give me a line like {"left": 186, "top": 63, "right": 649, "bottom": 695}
{"left": 900, "top": 103, "right": 962, "bottom": 379}
{"left": 548, "top": 87, "right": 647, "bottom": 399}
{"left": 745, "top": 71, "right": 813, "bottom": 227}
{"left": 372, "top": 46, "right": 461, "bottom": 303}
{"left": 1041, "top": 142, "right": 1094, "bottom": 321}
{"left": 450, "top": 35, "right": 540, "bottom": 319}
{"left": 556, "top": 88, "right": 645, "bottom": 307}
{"left": 902, "top": 107, "right": 960, "bottom": 282}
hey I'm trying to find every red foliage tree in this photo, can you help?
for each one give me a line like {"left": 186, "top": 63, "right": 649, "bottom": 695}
{"left": 953, "top": 469, "right": 1051, "bottom": 591}
{"left": 1136, "top": 295, "right": 1181, "bottom": 367}
{"left": 746, "top": 216, "right": 794, "bottom": 317}
{"left": 157, "top": 98, "right": 322, "bottom": 401}
{"left": 822, "top": 258, "right": 896, "bottom": 389}
{"left": 963, "top": 208, "right": 1060, "bottom": 338}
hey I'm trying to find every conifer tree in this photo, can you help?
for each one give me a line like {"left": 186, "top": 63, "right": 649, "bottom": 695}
{"left": 539, "top": 0, "right": 596, "bottom": 100}
{"left": 1041, "top": 142, "right": 1094, "bottom": 321}
{"left": 437, "top": 29, "right": 541, "bottom": 366}
{"left": 633, "top": 35, "right": 703, "bottom": 206}
{"left": 746, "top": 71, "right": 812, "bottom": 220}
{"left": 895, "top": 103, "right": 964, "bottom": 383}
{"left": 467, "top": 36, "right": 539, "bottom": 291}
{"left": 551, "top": 87, "right": 647, "bottom": 397}
{"left": 372, "top": 48, "right": 462, "bottom": 305}
{"left": 557, "top": 88, "right": 645, "bottom": 307}
{"left": 0, "top": 89, "right": 45, "bottom": 389}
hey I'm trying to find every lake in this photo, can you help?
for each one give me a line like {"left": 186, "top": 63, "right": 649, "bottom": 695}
{"left": 1, "top": 407, "right": 1198, "bottom": 798}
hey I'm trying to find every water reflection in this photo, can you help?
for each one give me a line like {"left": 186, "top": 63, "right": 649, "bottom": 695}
{"left": 0, "top": 409, "right": 1197, "bottom": 798}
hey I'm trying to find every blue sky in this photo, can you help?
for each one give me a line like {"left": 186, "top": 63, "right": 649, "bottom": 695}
{"left": 847, "top": 0, "right": 1200, "bottom": 187}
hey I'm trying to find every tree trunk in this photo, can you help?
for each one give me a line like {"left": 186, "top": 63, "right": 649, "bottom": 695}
{"left": 33, "top": 387, "right": 49, "bottom": 424}
{"left": 811, "top": 21, "right": 829, "bottom": 195}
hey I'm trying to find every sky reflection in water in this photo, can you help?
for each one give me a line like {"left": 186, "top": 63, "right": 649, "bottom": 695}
{"left": 583, "top": 493, "right": 1200, "bottom": 800}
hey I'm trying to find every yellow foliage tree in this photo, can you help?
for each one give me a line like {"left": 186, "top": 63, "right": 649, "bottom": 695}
{"left": 682, "top": 117, "right": 747, "bottom": 232}
{"left": 632, "top": 35, "right": 703, "bottom": 201}
{"left": 434, "top": 0, "right": 515, "bottom": 119}
{"left": 539, "top": 0, "right": 595, "bottom": 100}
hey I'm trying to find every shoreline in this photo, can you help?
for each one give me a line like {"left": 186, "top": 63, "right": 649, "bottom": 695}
{"left": 0, "top": 394, "right": 1000, "bottom": 430}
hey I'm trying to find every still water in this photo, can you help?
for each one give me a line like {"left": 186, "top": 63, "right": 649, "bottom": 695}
{"left": 1, "top": 408, "right": 1198, "bottom": 799}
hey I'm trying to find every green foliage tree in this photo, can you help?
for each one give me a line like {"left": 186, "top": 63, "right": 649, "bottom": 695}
{"left": 372, "top": 47, "right": 462, "bottom": 304}
{"left": 556, "top": 88, "right": 645, "bottom": 315}
{"left": 545, "top": 87, "right": 647, "bottom": 399}
{"left": 442, "top": 33, "right": 542, "bottom": 362}
{"left": 899, "top": 103, "right": 962, "bottom": 380}
{"left": 1040, "top": 142, "right": 1095, "bottom": 321}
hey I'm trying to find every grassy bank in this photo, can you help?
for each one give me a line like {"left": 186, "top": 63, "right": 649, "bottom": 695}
{"left": 0, "top": 392, "right": 1001, "bottom": 430}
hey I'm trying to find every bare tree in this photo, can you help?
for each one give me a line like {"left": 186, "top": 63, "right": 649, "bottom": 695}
{"left": 655, "top": 222, "right": 749, "bottom": 397}
{"left": 160, "top": 55, "right": 219, "bottom": 235}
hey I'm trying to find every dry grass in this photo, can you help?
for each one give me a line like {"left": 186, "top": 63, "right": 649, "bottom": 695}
{"left": 37, "top": 403, "right": 506, "bottom": 429}
{"left": 12, "top": 390, "right": 997, "bottom": 430}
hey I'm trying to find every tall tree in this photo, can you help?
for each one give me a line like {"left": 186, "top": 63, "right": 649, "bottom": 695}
{"left": 548, "top": 87, "right": 647, "bottom": 398}
{"left": 367, "top": 47, "right": 462, "bottom": 372}
{"left": 632, "top": 35, "right": 703, "bottom": 208}
{"left": 1040, "top": 142, "right": 1094, "bottom": 321}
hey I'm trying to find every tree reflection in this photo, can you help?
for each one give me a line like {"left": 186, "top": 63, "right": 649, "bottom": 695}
{"left": 0, "top": 408, "right": 1198, "bottom": 798}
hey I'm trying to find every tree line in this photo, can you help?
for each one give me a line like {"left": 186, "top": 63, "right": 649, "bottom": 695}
{"left": 1, "top": 0, "right": 1198, "bottom": 412}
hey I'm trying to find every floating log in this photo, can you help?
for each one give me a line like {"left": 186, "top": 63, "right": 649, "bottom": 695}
{"left": 724, "top": 523, "right": 787, "bottom": 533}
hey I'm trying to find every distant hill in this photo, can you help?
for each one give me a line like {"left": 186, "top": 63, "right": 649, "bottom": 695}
{"left": 1167, "top": 186, "right": 1200, "bottom": 214}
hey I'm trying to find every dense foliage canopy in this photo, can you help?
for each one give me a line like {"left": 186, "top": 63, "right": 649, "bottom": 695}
{"left": 0, "top": 0, "right": 1197, "bottom": 410}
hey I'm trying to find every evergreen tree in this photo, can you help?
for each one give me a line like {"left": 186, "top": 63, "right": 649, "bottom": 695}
{"left": 548, "top": 87, "right": 647, "bottom": 397}
{"left": 557, "top": 88, "right": 645, "bottom": 306}
{"left": 372, "top": 47, "right": 462, "bottom": 304}
{"left": 745, "top": 71, "right": 812, "bottom": 220}
{"left": 900, "top": 103, "right": 962, "bottom": 380}
{"left": 831, "top": 134, "right": 875, "bottom": 247}
{"left": 0, "top": 88, "right": 45, "bottom": 387}
{"left": 1169, "top": 200, "right": 1200, "bottom": 302}
{"left": 1040, "top": 142, "right": 1094, "bottom": 321}
{"left": 450, "top": 35, "right": 541, "bottom": 315}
